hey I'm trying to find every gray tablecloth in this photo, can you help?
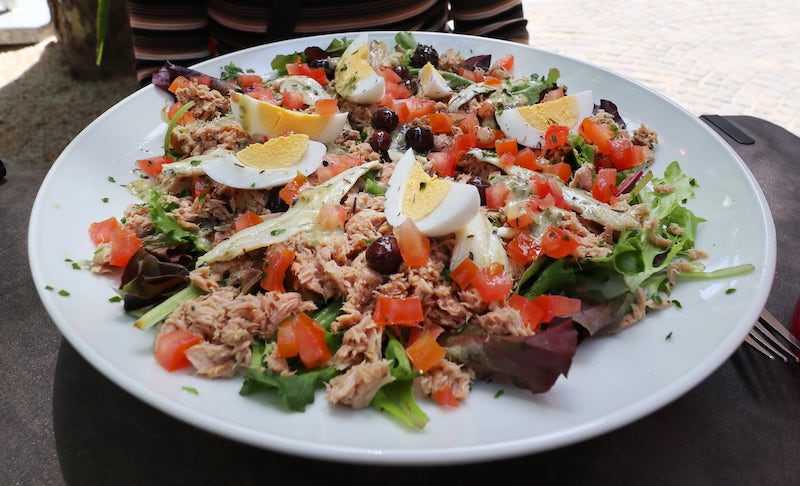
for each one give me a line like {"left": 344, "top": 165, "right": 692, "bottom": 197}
{"left": 2, "top": 116, "right": 799, "bottom": 485}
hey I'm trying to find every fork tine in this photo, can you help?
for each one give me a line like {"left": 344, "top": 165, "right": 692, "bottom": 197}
{"left": 744, "top": 334, "right": 779, "bottom": 360}
{"left": 751, "top": 321, "right": 791, "bottom": 362}
{"left": 760, "top": 309, "right": 800, "bottom": 351}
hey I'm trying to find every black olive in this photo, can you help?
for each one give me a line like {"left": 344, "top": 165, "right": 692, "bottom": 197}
{"left": 410, "top": 44, "right": 439, "bottom": 68}
{"left": 466, "top": 175, "right": 491, "bottom": 206}
{"left": 402, "top": 78, "right": 418, "bottom": 96}
{"left": 0, "top": 159, "right": 5, "bottom": 180}
{"left": 366, "top": 236, "right": 403, "bottom": 275}
{"left": 393, "top": 65, "right": 411, "bottom": 80}
{"left": 370, "top": 107, "right": 399, "bottom": 132}
{"left": 370, "top": 130, "right": 392, "bottom": 153}
{"left": 308, "top": 58, "right": 334, "bottom": 80}
{"left": 404, "top": 126, "right": 434, "bottom": 153}
{"left": 266, "top": 187, "right": 290, "bottom": 212}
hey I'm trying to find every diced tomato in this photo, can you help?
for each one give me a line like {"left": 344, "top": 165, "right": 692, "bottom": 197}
{"left": 394, "top": 219, "right": 430, "bottom": 267}
{"left": 458, "top": 68, "right": 485, "bottom": 83}
{"left": 167, "top": 75, "right": 190, "bottom": 94}
{"left": 378, "top": 66, "right": 403, "bottom": 84}
{"left": 530, "top": 176, "right": 569, "bottom": 210}
{"left": 431, "top": 386, "right": 460, "bottom": 407}
{"left": 317, "top": 204, "right": 347, "bottom": 230}
{"left": 541, "top": 226, "right": 579, "bottom": 259}
{"left": 476, "top": 129, "right": 505, "bottom": 150}
{"left": 427, "top": 112, "right": 453, "bottom": 134}
{"left": 166, "top": 102, "right": 196, "bottom": 126}
{"left": 405, "top": 331, "right": 445, "bottom": 373}
{"left": 428, "top": 151, "right": 457, "bottom": 177}
{"left": 260, "top": 247, "right": 295, "bottom": 293}
{"left": 614, "top": 144, "right": 649, "bottom": 170}
{"left": 540, "top": 87, "right": 565, "bottom": 103}
{"left": 483, "top": 76, "right": 502, "bottom": 87}
{"left": 192, "top": 176, "right": 212, "bottom": 200}
{"left": 292, "top": 313, "right": 332, "bottom": 369}
{"left": 495, "top": 138, "right": 519, "bottom": 157}
{"left": 109, "top": 226, "right": 143, "bottom": 267}
{"left": 530, "top": 294, "right": 582, "bottom": 322}
{"left": 136, "top": 155, "right": 174, "bottom": 178}
{"left": 88, "top": 217, "right": 122, "bottom": 245}
{"left": 88, "top": 216, "right": 142, "bottom": 267}
{"left": 579, "top": 118, "right": 612, "bottom": 154}
{"left": 276, "top": 319, "right": 299, "bottom": 358}
{"left": 543, "top": 125, "right": 570, "bottom": 152}
{"left": 281, "top": 90, "right": 305, "bottom": 110}
{"left": 315, "top": 153, "right": 360, "bottom": 182}
{"left": 385, "top": 80, "right": 413, "bottom": 100}
{"left": 314, "top": 98, "right": 338, "bottom": 115}
{"left": 509, "top": 293, "right": 545, "bottom": 330}
{"left": 393, "top": 97, "right": 435, "bottom": 123}
{"left": 514, "top": 147, "right": 538, "bottom": 170}
{"left": 392, "top": 101, "right": 410, "bottom": 122}
{"left": 408, "top": 322, "right": 445, "bottom": 346}
{"left": 234, "top": 210, "right": 264, "bottom": 232}
{"left": 449, "top": 113, "right": 480, "bottom": 135}
{"left": 286, "top": 60, "right": 328, "bottom": 85}
{"left": 592, "top": 168, "right": 618, "bottom": 203}
{"left": 279, "top": 172, "right": 308, "bottom": 205}
{"left": 472, "top": 262, "right": 513, "bottom": 303}
{"left": 155, "top": 329, "right": 202, "bottom": 371}
{"left": 506, "top": 231, "right": 543, "bottom": 265}
{"left": 190, "top": 75, "right": 212, "bottom": 87}
{"left": 452, "top": 132, "right": 477, "bottom": 157}
{"left": 506, "top": 202, "right": 535, "bottom": 230}
{"left": 246, "top": 86, "right": 277, "bottom": 104}
{"left": 485, "top": 181, "right": 508, "bottom": 209}
{"left": 496, "top": 54, "right": 515, "bottom": 71}
{"left": 542, "top": 162, "right": 572, "bottom": 184}
{"left": 237, "top": 73, "right": 263, "bottom": 89}
{"left": 374, "top": 295, "right": 425, "bottom": 326}
{"left": 450, "top": 258, "right": 479, "bottom": 289}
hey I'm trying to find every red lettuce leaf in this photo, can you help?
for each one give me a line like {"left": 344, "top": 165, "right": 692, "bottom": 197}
{"left": 152, "top": 61, "right": 242, "bottom": 96}
{"left": 441, "top": 319, "right": 578, "bottom": 394}
{"left": 120, "top": 249, "right": 190, "bottom": 311}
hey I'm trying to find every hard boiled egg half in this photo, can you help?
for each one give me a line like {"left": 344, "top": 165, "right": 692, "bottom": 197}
{"left": 496, "top": 90, "right": 594, "bottom": 147}
{"left": 384, "top": 149, "right": 480, "bottom": 237}
{"left": 203, "top": 134, "right": 326, "bottom": 189}
{"left": 418, "top": 62, "right": 452, "bottom": 100}
{"left": 230, "top": 91, "right": 348, "bottom": 144}
{"left": 334, "top": 33, "right": 385, "bottom": 104}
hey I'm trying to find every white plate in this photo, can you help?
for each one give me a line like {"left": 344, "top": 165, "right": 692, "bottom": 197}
{"left": 29, "top": 32, "right": 775, "bottom": 465}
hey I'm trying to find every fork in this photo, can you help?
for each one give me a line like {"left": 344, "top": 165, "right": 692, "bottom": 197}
{"left": 745, "top": 309, "right": 800, "bottom": 362}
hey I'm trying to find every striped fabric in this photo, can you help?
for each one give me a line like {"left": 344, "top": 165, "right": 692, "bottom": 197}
{"left": 128, "top": 0, "right": 529, "bottom": 83}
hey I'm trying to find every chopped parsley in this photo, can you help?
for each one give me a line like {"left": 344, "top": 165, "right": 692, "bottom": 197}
{"left": 107, "top": 176, "right": 116, "bottom": 183}
{"left": 181, "top": 386, "right": 199, "bottom": 395}
{"left": 58, "top": 289, "right": 70, "bottom": 297}
{"left": 494, "top": 389, "right": 505, "bottom": 399}
{"left": 108, "top": 295, "right": 122, "bottom": 303}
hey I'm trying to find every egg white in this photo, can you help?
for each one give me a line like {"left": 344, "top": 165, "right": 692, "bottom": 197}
{"left": 496, "top": 90, "right": 594, "bottom": 147}
{"left": 202, "top": 140, "right": 327, "bottom": 190}
{"left": 418, "top": 62, "right": 452, "bottom": 100}
{"left": 384, "top": 149, "right": 480, "bottom": 237}
{"left": 334, "top": 33, "right": 386, "bottom": 104}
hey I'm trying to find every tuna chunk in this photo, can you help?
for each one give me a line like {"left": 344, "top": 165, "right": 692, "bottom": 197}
{"left": 325, "top": 360, "right": 395, "bottom": 409}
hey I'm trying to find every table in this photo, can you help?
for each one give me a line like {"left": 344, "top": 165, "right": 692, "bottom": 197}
{"left": 2, "top": 116, "right": 799, "bottom": 485}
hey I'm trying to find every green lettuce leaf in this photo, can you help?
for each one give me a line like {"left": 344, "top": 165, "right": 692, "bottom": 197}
{"left": 370, "top": 332, "right": 429, "bottom": 429}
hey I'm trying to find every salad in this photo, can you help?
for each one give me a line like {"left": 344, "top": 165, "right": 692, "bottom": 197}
{"left": 87, "top": 32, "right": 750, "bottom": 429}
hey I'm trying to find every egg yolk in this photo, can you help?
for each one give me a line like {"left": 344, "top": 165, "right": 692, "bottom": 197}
{"left": 402, "top": 163, "right": 450, "bottom": 221}
{"left": 236, "top": 134, "right": 309, "bottom": 169}
{"left": 335, "top": 45, "right": 377, "bottom": 96}
{"left": 516, "top": 95, "right": 580, "bottom": 131}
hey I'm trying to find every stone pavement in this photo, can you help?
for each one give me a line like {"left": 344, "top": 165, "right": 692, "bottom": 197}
{"left": 522, "top": 0, "right": 800, "bottom": 136}
{"left": 0, "top": 0, "right": 797, "bottom": 173}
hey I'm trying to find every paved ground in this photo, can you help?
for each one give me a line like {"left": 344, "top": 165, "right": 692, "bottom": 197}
{"left": 1, "top": 0, "right": 797, "bottom": 174}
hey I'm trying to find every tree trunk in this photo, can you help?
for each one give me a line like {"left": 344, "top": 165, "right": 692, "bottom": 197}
{"left": 47, "top": 0, "right": 134, "bottom": 80}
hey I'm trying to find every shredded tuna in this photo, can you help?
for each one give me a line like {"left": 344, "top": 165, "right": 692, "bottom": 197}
{"left": 171, "top": 119, "right": 250, "bottom": 157}
{"left": 325, "top": 360, "right": 395, "bottom": 409}
{"left": 475, "top": 302, "right": 533, "bottom": 336}
{"left": 175, "top": 82, "right": 230, "bottom": 120}
{"left": 159, "top": 287, "right": 316, "bottom": 377}
{"left": 417, "top": 359, "right": 474, "bottom": 400}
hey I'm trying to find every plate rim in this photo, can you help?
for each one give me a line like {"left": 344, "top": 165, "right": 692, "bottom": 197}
{"left": 28, "top": 31, "right": 777, "bottom": 465}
